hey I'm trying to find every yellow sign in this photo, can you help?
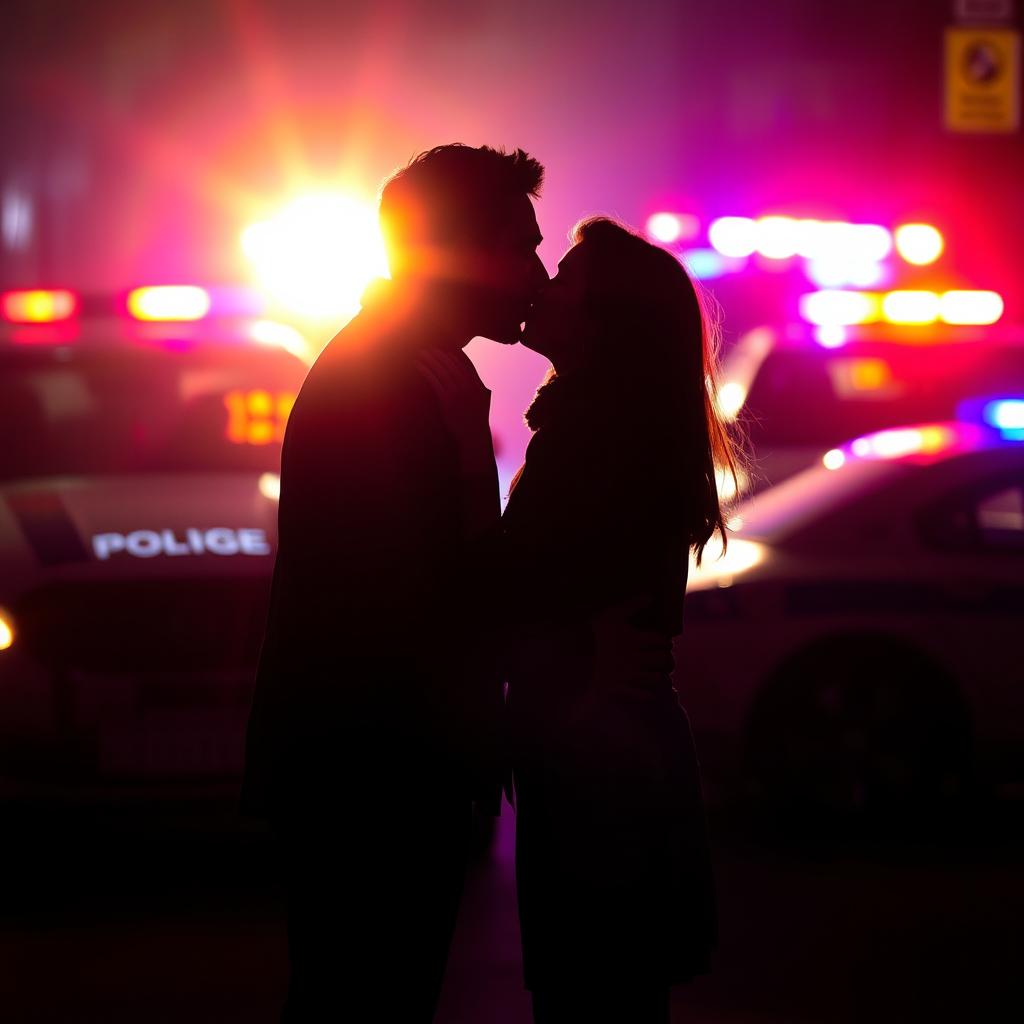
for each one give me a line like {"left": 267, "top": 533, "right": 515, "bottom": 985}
{"left": 945, "top": 27, "right": 1020, "bottom": 133}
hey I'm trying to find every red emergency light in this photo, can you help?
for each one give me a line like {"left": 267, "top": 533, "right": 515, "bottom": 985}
{"left": 1, "top": 289, "right": 78, "bottom": 323}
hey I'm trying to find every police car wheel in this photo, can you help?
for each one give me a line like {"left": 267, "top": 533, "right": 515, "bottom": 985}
{"left": 744, "top": 638, "right": 974, "bottom": 820}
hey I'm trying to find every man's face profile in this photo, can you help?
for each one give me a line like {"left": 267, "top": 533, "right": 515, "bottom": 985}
{"left": 465, "top": 194, "right": 547, "bottom": 346}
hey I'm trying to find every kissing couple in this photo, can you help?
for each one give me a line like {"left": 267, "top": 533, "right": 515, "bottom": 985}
{"left": 244, "top": 143, "right": 735, "bottom": 1023}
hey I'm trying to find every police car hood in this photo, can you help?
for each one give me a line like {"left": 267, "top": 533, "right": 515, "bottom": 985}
{"left": 0, "top": 474, "right": 278, "bottom": 597}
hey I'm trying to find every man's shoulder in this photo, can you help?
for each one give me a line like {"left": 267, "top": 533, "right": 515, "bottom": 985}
{"left": 300, "top": 318, "right": 435, "bottom": 414}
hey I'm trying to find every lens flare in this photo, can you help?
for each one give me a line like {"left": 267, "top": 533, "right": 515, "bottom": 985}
{"left": 242, "top": 193, "right": 389, "bottom": 321}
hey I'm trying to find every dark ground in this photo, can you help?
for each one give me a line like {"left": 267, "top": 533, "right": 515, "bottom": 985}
{"left": 1, "top": 800, "right": 1022, "bottom": 1023}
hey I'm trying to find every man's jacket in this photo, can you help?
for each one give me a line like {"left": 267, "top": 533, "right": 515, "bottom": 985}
{"left": 242, "top": 304, "right": 503, "bottom": 817}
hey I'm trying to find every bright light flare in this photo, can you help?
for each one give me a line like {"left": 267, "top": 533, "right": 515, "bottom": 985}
{"left": 938, "top": 290, "right": 1004, "bottom": 325}
{"left": 241, "top": 193, "right": 389, "bottom": 321}
{"left": 250, "top": 319, "right": 311, "bottom": 361}
{"left": 646, "top": 212, "right": 698, "bottom": 244}
{"left": 128, "top": 286, "right": 211, "bottom": 321}
{"left": 258, "top": 472, "right": 281, "bottom": 501}
{"left": 881, "top": 290, "right": 940, "bottom": 324}
{"left": 755, "top": 216, "right": 799, "bottom": 259}
{"left": 894, "top": 224, "right": 944, "bottom": 265}
{"left": 814, "top": 325, "right": 848, "bottom": 348}
{"left": 800, "top": 290, "right": 879, "bottom": 326}
{"left": 983, "top": 399, "right": 1024, "bottom": 432}
{"left": 823, "top": 448, "right": 846, "bottom": 470}
{"left": 688, "top": 537, "right": 765, "bottom": 591}
{"left": 0, "top": 608, "right": 13, "bottom": 651}
{"left": 1, "top": 289, "right": 77, "bottom": 323}
{"left": 717, "top": 381, "right": 748, "bottom": 420}
{"left": 850, "top": 425, "right": 955, "bottom": 460}
{"left": 708, "top": 216, "right": 757, "bottom": 258}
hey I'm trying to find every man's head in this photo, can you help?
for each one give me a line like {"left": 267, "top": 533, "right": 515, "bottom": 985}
{"left": 379, "top": 144, "right": 547, "bottom": 345}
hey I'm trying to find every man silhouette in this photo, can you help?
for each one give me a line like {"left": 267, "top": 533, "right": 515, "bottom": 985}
{"left": 243, "top": 144, "right": 547, "bottom": 1021}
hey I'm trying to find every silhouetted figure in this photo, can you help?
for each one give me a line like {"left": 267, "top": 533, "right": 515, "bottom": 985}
{"left": 242, "top": 144, "right": 547, "bottom": 1021}
{"left": 505, "top": 218, "right": 735, "bottom": 1022}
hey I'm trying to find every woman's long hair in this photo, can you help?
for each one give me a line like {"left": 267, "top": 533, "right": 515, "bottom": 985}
{"left": 568, "top": 216, "right": 741, "bottom": 564}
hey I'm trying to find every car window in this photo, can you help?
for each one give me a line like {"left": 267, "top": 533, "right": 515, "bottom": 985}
{"left": 919, "top": 477, "right": 1024, "bottom": 553}
{"left": 0, "top": 346, "right": 307, "bottom": 480}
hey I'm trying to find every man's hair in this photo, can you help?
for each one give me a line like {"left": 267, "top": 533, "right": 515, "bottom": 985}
{"left": 379, "top": 144, "right": 543, "bottom": 276}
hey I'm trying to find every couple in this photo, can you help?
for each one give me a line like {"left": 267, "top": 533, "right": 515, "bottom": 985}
{"left": 243, "top": 143, "right": 735, "bottom": 1023}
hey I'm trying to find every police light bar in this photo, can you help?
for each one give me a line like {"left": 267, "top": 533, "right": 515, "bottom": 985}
{"left": 127, "top": 285, "right": 211, "bottom": 321}
{"left": 800, "top": 289, "right": 1004, "bottom": 331}
{"left": 1, "top": 289, "right": 78, "bottom": 323}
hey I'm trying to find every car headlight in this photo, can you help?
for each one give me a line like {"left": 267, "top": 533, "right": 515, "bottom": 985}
{"left": 688, "top": 537, "right": 766, "bottom": 591}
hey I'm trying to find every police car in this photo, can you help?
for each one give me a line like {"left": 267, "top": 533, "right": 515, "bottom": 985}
{"left": 0, "top": 287, "right": 308, "bottom": 796}
{"left": 720, "top": 322, "right": 1024, "bottom": 495}
{"left": 677, "top": 405, "right": 1024, "bottom": 809}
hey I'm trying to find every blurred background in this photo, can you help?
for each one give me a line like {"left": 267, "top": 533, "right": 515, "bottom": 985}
{"left": 1, "top": 1, "right": 1022, "bottom": 1022}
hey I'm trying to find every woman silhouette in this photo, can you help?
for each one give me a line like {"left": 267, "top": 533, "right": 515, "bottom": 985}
{"left": 502, "top": 217, "right": 739, "bottom": 1022}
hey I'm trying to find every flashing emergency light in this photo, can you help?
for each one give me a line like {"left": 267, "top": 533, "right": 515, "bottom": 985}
{"left": 128, "top": 286, "right": 211, "bottom": 321}
{"left": 807, "top": 257, "right": 886, "bottom": 289}
{"left": 938, "top": 290, "right": 1004, "bottom": 326}
{"left": 755, "top": 216, "right": 800, "bottom": 260}
{"left": 894, "top": 224, "right": 944, "bottom": 266}
{"left": 800, "top": 289, "right": 880, "bottom": 326}
{"left": 881, "top": 290, "right": 940, "bottom": 325}
{"left": 708, "top": 217, "right": 758, "bottom": 258}
{"left": 983, "top": 399, "right": 1024, "bottom": 433}
{"left": 241, "top": 193, "right": 389, "bottom": 321}
{"left": 0, "top": 608, "right": 13, "bottom": 652}
{"left": 814, "top": 325, "right": 847, "bottom": 348}
{"left": 800, "top": 288, "right": 1004, "bottom": 329}
{"left": 849, "top": 424, "right": 957, "bottom": 460}
{"left": 1, "top": 289, "right": 78, "bottom": 323}
{"left": 646, "top": 212, "right": 698, "bottom": 244}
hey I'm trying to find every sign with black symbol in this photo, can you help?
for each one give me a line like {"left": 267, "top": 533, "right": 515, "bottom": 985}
{"left": 945, "top": 27, "right": 1021, "bottom": 132}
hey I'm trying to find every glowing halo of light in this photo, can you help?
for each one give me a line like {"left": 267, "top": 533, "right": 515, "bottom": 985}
{"left": 755, "top": 216, "right": 799, "bottom": 259}
{"left": 646, "top": 212, "right": 698, "bottom": 244}
{"left": 127, "top": 286, "right": 211, "bottom": 321}
{"left": 708, "top": 217, "right": 757, "bottom": 258}
{"left": 799, "top": 290, "right": 879, "bottom": 326}
{"left": 938, "top": 290, "right": 1004, "bottom": 326}
{"left": 241, "top": 193, "right": 389, "bottom": 321}
{"left": 881, "top": 290, "right": 940, "bottom": 325}
{"left": 894, "top": 224, "right": 944, "bottom": 266}
{"left": 823, "top": 449, "right": 846, "bottom": 470}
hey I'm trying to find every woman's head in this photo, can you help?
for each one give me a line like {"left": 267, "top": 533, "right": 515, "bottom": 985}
{"left": 523, "top": 216, "right": 740, "bottom": 560}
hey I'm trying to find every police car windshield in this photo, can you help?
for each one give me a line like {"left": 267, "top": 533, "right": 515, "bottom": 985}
{"left": 743, "top": 342, "right": 1024, "bottom": 447}
{"left": 0, "top": 345, "right": 306, "bottom": 481}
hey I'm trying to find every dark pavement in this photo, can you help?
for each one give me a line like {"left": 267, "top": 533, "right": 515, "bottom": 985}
{"left": 2, "top": 802, "right": 1022, "bottom": 1022}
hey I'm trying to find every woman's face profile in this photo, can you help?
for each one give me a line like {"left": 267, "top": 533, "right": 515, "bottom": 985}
{"left": 520, "top": 243, "right": 589, "bottom": 367}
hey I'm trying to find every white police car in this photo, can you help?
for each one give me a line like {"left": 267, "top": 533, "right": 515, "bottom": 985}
{"left": 719, "top": 323, "right": 1024, "bottom": 495}
{"left": 0, "top": 287, "right": 308, "bottom": 795}
{"left": 678, "top": 405, "right": 1024, "bottom": 809}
